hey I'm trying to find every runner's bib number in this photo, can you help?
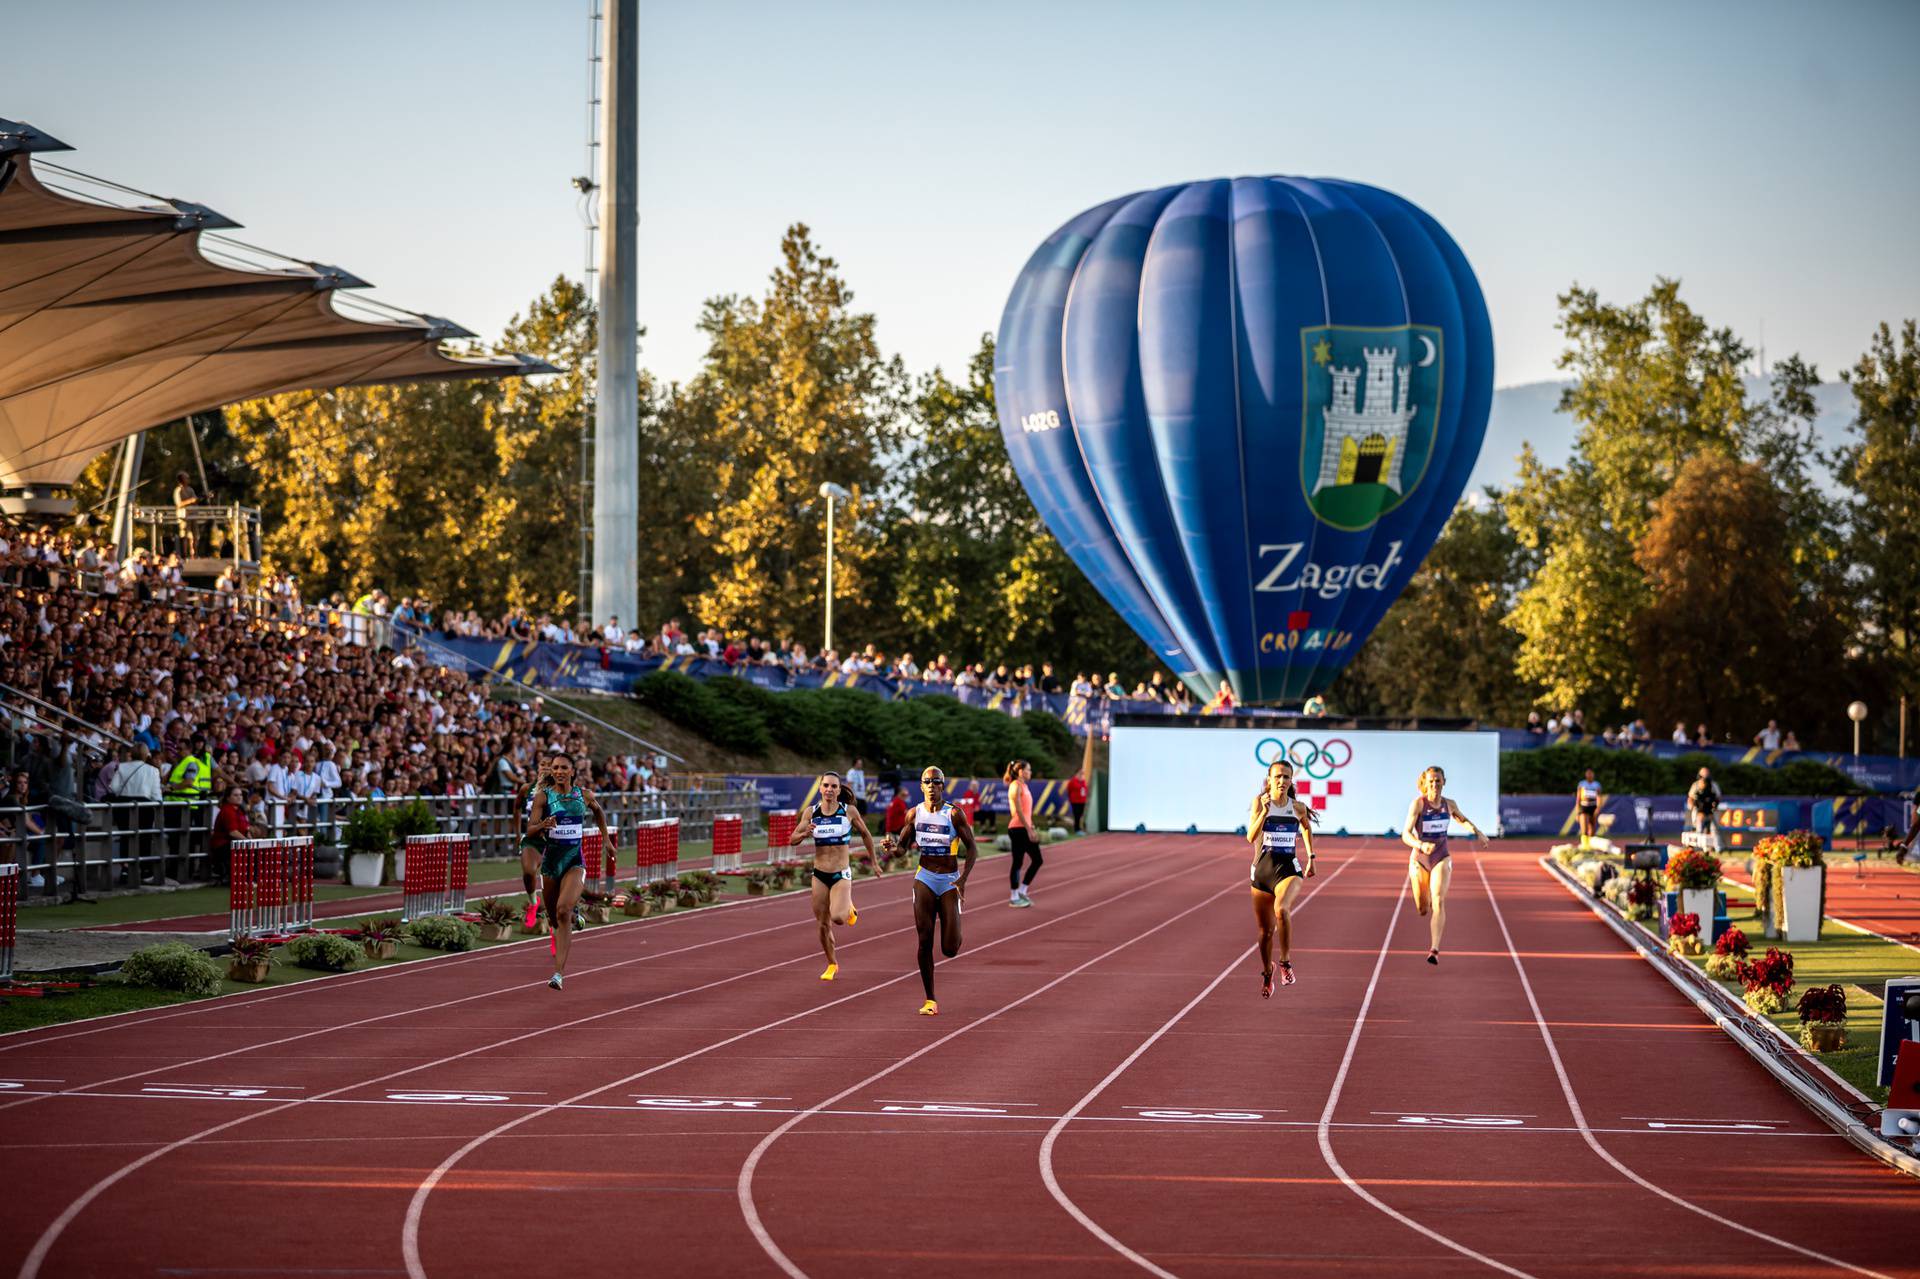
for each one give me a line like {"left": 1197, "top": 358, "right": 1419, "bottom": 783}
{"left": 550, "top": 819, "right": 584, "bottom": 843}
{"left": 1264, "top": 829, "right": 1298, "bottom": 853}
{"left": 1420, "top": 815, "right": 1449, "bottom": 837}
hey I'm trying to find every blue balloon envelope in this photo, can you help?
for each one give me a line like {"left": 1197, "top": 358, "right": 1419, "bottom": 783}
{"left": 995, "top": 177, "right": 1493, "bottom": 703}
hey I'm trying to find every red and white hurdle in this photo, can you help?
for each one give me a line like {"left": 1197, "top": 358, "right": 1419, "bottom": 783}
{"left": 583, "top": 825, "right": 618, "bottom": 895}
{"left": 712, "top": 812, "right": 744, "bottom": 872}
{"left": 633, "top": 818, "right": 681, "bottom": 884}
{"left": 228, "top": 836, "right": 315, "bottom": 939}
{"left": 401, "top": 833, "right": 470, "bottom": 922}
{"left": 768, "top": 809, "right": 799, "bottom": 860}
{"left": 0, "top": 862, "right": 17, "bottom": 982}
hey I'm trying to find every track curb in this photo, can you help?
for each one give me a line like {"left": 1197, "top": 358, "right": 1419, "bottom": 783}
{"left": 1537, "top": 854, "right": 1920, "bottom": 1180}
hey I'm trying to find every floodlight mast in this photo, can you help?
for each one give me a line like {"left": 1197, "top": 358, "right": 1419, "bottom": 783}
{"left": 590, "top": 0, "right": 639, "bottom": 632}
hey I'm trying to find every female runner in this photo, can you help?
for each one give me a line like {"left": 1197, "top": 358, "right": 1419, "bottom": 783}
{"left": 1401, "top": 765, "right": 1488, "bottom": 964}
{"left": 1005, "top": 758, "right": 1040, "bottom": 907}
{"left": 524, "top": 755, "right": 613, "bottom": 989}
{"left": 1247, "top": 758, "right": 1316, "bottom": 996}
{"left": 1574, "top": 768, "right": 1602, "bottom": 849}
{"left": 515, "top": 758, "right": 553, "bottom": 930}
{"left": 788, "top": 771, "right": 877, "bottom": 981}
{"left": 881, "top": 766, "right": 978, "bottom": 1015}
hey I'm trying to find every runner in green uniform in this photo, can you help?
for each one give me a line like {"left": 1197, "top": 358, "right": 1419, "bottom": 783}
{"left": 525, "top": 755, "right": 613, "bottom": 989}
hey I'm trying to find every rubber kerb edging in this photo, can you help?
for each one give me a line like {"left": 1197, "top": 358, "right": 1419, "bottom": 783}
{"left": 1537, "top": 855, "right": 1920, "bottom": 1181}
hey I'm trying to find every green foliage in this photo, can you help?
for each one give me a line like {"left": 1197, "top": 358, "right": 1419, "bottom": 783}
{"left": 406, "top": 915, "right": 479, "bottom": 952}
{"left": 120, "top": 942, "right": 223, "bottom": 997}
{"left": 633, "top": 671, "right": 1063, "bottom": 775}
{"left": 1500, "top": 746, "right": 1860, "bottom": 795}
{"left": 285, "top": 932, "right": 362, "bottom": 971}
{"left": 1837, "top": 320, "right": 1920, "bottom": 714}
{"left": 387, "top": 799, "right": 439, "bottom": 841}
{"left": 341, "top": 804, "right": 394, "bottom": 856}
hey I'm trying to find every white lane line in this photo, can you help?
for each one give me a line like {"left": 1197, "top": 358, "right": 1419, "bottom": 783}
{"left": 736, "top": 873, "right": 1263, "bottom": 1279}
{"left": 25, "top": 847, "right": 1183, "bottom": 1279}
{"left": 1036, "top": 858, "right": 1357, "bottom": 1278}
{"left": 1317, "top": 875, "right": 1540, "bottom": 1279}
{"left": 1476, "top": 857, "right": 1894, "bottom": 1279}
{"left": 402, "top": 848, "right": 1207, "bottom": 1279}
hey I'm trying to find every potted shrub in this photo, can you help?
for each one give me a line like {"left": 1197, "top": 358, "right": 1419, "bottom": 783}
{"left": 647, "top": 879, "right": 678, "bottom": 911}
{"left": 286, "top": 932, "right": 362, "bottom": 972}
{"left": 1754, "top": 831, "right": 1825, "bottom": 942}
{"left": 471, "top": 898, "right": 517, "bottom": 941}
{"left": 743, "top": 867, "right": 771, "bottom": 896}
{"left": 1625, "top": 877, "right": 1657, "bottom": 922}
{"left": 227, "top": 934, "right": 273, "bottom": 984}
{"left": 622, "top": 887, "right": 653, "bottom": 918}
{"left": 1662, "top": 846, "right": 1722, "bottom": 940}
{"left": 385, "top": 798, "right": 440, "bottom": 886}
{"left": 670, "top": 876, "right": 699, "bottom": 910}
{"left": 1735, "top": 946, "right": 1795, "bottom": 1015}
{"left": 679, "top": 870, "right": 719, "bottom": 903}
{"left": 1665, "top": 912, "right": 1704, "bottom": 957}
{"left": 341, "top": 805, "right": 394, "bottom": 888}
{"left": 407, "top": 915, "right": 479, "bottom": 952}
{"left": 1796, "top": 983, "right": 1848, "bottom": 1052}
{"left": 1705, "top": 925, "right": 1749, "bottom": 979}
{"left": 580, "top": 891, "right": 614, "bottom": 925}
{"left": 358, "top": 917, "right": 402, "bottom": 960}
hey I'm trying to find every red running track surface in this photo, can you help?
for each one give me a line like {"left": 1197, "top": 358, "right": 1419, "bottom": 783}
{"left": 1812, "top": 861, "right": 1920, "bottom": 953}
{"left": 1, "top": 834, "right": 1915, "bottom": 1278}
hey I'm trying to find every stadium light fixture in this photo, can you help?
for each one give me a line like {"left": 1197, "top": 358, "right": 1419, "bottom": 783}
{"left": 819, "top": 482, "right": 852, "bottom": 654}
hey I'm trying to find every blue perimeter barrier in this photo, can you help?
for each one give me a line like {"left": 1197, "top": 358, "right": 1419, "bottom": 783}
{"left": 405, "top": 631, "right": 1920, "bottom": 794}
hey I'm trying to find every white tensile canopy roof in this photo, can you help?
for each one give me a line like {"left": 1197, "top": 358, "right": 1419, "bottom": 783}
{"left": 0, "top": 118, "right": 554, "bottom": 491}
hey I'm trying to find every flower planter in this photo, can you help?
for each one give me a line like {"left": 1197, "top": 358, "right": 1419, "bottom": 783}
{"left": 1802, "top": 1022, "right": 1847, "bottom": 1053}
{"left": 361, "top": 940, "right": 397, "bottom": 961}
{"left": 481, "top": 923, "right": 512, "bottom": 942}
{"left": 346, "top": 853, "right": 385, "bottom": 887}
{"left": 746, "top": 880, "right": 766, "bottom": 896}
{"left": 676, "top": 892, "right": 700, "bottom": 909}
{"left": 622, "top": 899, "right": 652, "bottom": 918}
{"left": 1678, "top": 888, "right": 1716, "bottom": 933}
{"left": 227, "top": 958, "right": 270, "bottom": 984}
{"left": 585, "top": 905, "right": 613, "bottom": 925}
{"left": 1779, "top": 864, "right": 1823, "bottom": 942}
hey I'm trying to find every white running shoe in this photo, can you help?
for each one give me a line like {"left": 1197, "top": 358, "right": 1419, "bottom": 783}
{"left": 548, "top": 973, "right": 563, "bottom": 990}
{"left": 1009, "top": 889, "right": 1031, "bottom": 908}
{"left": 1018, "top": 886, "right": 1033, "bottom": 906}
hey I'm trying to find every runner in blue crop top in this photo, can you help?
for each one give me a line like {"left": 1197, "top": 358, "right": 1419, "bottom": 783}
{"left": 1400, "top": 765, "right": 1487, "bottom": 966}
{"left": 1246, "top": 758, "right": 1318, "bottom": 998}
{"left": 880, "top": 765, "right": 978, "bottom": 1016}
{"left": 786, "top": 771, "right": 878, "bottom": 982}
{"left": 1574, "top": 769, "right": 1603, "bottom": 850}
{"left": 525, "top": 754, "right": 613, "bottom": 991}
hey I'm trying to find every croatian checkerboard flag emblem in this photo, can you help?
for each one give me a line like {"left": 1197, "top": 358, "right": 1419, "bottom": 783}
{"left": 1293, "top": 780, "right": 1343, "bottom": 810}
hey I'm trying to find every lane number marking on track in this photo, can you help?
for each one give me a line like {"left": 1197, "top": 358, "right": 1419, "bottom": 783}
{"left": 386, "top": 1092, "right": 515, "bottom": 1103}
{"left": 1642, "top": 1121, "right": 1785, "bottom": 1131}
{"left": 880, "top": 1103, "right": 1012, "bottom": 1115}
{"left": 633, "top": 1097, "right": 766, "bottom": 1110}
{"left": 1391, "top": 1114, "right": 1527, "bottom": 1127}
{"left": 141, "top": 1085, "right": 275, "bottom": 1099}
{"left": 1128, "top": 1108, "right": 1267, "bottom": 1121}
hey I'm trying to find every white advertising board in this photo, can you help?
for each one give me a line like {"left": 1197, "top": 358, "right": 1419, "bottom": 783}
{"left": 1108, "top": 725, "right": 1501, "bottom": 836}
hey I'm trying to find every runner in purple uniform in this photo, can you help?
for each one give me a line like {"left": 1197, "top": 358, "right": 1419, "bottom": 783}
{"left": 1400, "top": 765, "right": 1488, "bottom": 965}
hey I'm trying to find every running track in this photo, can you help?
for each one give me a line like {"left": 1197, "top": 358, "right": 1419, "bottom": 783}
{"left": 1, "top": 835, "right": 1914, "bottom": 1278}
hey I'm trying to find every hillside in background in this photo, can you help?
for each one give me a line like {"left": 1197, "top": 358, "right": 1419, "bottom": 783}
{"left": 1469, "top": 377, "right": 1859, "bottom": 497}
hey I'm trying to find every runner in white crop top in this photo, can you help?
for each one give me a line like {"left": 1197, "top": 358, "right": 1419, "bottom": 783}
{"left": 881, "top": 765, "right": 977, "bottom": 1016}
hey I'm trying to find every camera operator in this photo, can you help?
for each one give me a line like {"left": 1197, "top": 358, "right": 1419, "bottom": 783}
{"left": 1686, "top": 767, "right": 1721, "bottom": 842}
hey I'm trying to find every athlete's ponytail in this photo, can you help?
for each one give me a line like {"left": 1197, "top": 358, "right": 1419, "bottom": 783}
{"left": 1003, "top": 759, "right": 1028, "bottom": 784}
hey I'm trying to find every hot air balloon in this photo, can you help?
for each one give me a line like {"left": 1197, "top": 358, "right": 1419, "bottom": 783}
{"left": 995, "top": 177, "right": 1493, "bottom": 704}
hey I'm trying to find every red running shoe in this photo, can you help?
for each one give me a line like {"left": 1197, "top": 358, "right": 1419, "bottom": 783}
{"left": 1261, "top": 968, "right": 1274, "bottom": 999}
{"left": 1280, "top": 961, "right": 1296, "bottom": 987}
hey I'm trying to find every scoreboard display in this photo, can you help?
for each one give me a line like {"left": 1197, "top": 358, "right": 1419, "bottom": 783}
{"left": 1715, "top": 803, "right": 1781, "bottom": 849}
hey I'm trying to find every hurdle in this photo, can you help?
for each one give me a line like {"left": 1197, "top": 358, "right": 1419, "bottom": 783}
{"left": 583, "top": 824, "right": 619, "bottom": 895}
{"left": 1, "top": 862, "right": 17, "bottom": 982}
{"left": 229, "top": 836, "right": 315, "bottom": 938}
{"left": 768, "top": 809, "right": 799, "bottom": 861}
{"left": 401, "top": 833, "right": 470, "bottom": 922}
{"left": 713, "top": 813, "right": 743, "bottom": 872}
{"left": 636, "top": 817, "right": 681, "bottom": 884}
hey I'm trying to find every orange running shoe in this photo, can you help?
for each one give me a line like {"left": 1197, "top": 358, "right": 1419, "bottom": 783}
{"left": 820, "top": 963, "right": 838, "bottom": 981}
{"left": 846, "top": 908, "right": 857, "bottom": 926}
{"left": 918, "top": 999, "right": 938, "bottom": 1016}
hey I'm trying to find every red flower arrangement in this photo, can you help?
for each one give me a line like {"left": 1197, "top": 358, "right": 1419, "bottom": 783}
{"left": 1794, "top": 984, "right": 1847, "bottom": 1024}
{"left": 1736, "top": 947, "right": 1795, "bottom": 995}
{"left": 1662, "top": 847, "right": 1722, "bottom": 891}
{"left": 1752, "top": 830, "right": 1824, "bottom": 869}
{"left": 1626, "top": 878, "right": 1656, "bottom": 906}
{"left": 1666, "top": 912, "right": 1701, "bottom": 939}
{"left": 1713, "top": 926, "right": 1750, "bottom": 958}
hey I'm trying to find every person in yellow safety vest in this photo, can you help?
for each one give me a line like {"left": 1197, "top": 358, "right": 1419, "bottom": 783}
{"left": 166, "top": 733, "right": 214, "bottom": 803}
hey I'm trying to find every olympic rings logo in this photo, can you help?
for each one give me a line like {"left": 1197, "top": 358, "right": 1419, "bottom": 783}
{"left": 1253, "top": 737, "right": 1353, "bottom": 779}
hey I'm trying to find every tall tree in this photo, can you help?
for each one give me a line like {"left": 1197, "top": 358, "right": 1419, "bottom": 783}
{"left": 886, "top": 336, "right": 1157, "bottom": 679}
{"left": 1836, "top": 319, "right": 1920, "bottom": 729}
{"left": 1331, "top": 496, "right": 1539, "bottom": 720}
{"left": 1504, "top": 279, "right": 1752, "bottom": 717}
{"left": 685, "top": 225, "right": 906, "bottom": 648}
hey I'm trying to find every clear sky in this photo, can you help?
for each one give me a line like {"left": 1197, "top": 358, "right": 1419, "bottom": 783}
{"left": 11, "top": 0, "right": 1918, "bottom": 392}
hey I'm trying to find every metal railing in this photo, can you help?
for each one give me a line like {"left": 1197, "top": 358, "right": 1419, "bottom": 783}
{"left": 2, "top": 779, "right": 766, "bottom": 904}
